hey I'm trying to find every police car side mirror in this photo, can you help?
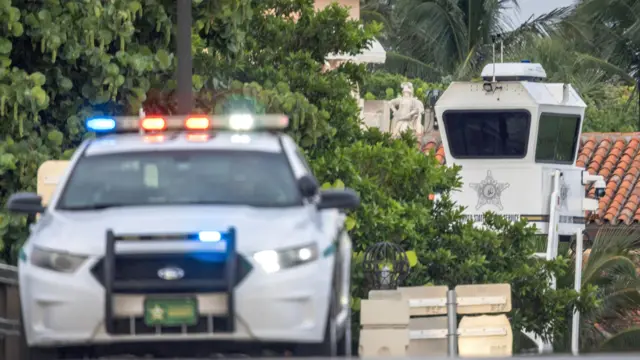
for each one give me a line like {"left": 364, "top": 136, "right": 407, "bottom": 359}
{"left": 317, "top": 188, "right": 360, "bottom": 211}
{"left": 298, "top": 175, "right": 319, "bottom": 198}
{"left": 6, "top": 192, "right": 46, "bottom": 215}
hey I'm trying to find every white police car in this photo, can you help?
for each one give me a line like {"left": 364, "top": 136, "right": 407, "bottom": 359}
{"left": 6, "top": 113, "right": 359, "bottom": 359}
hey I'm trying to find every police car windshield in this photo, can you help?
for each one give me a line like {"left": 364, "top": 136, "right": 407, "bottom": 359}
{"left": 57, "top": 150, "right": 302, "bottom": 209}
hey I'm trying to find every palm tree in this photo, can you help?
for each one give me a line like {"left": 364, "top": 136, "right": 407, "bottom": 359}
{"left": 361, "top": 0, "right": 571, "bottom": 80}
{"left": 500, "top": 0, "right": 640, "bottom": 130}
{"left": 556, "top": 225, "right": 640, "bottom": 352}
{"left": 561, "top": 0, "right": 640, "bottom": 128}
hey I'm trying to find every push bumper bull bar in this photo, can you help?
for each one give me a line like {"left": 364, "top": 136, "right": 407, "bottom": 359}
{"left": 102, "top": 228, "right": 237, "bottom": 335}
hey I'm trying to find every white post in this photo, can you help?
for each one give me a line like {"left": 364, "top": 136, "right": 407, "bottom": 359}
{"left": 523, "top": 170, "right": 562, "bottom": 354}
{"left": 571, "top": 229, "right": 583, "bottom": 355}
{"left": 546, "top": 171, "right": 561, "bottom": 265}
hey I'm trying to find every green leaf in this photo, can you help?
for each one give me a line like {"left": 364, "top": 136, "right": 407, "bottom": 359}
{"left": 62, "top": 149, "right": 75, "bottom": 160}
{"left": 0, "top": 56, "right": 11, "bottom": 67}
{"left": 29, "top": 72, "right": 46, "bottom": 86}
{"left": 406, "top": 250, "right": 418, "bottom": 267}
{"left": 130, "top": 87, "right": 146, "bottom": 101}
{"left": 30, "top": 86, "right": 48, "bottom": 108}
{"left": 127, "top": 1, "right": 141, "bottom": 14}
{"left": 155, "top": 49, "right": 172, "bottom": 70}
{"left": 345, "top": 216, "right": 356, "bottom": 231}
{"left": 47, "top": 130, "right": 63, "bottom": 146}
{"left": 11, "top": 22, "right": 23, "bottom": 37}
{"left": 106, "top": 63, "right": 119, "bottom": 76}
{"left": 0, "top": 38, "right": 12, "bottom": 55}
{"left": 192, "top": 74, "right": 203, "bottom": 91}
{"left": 58, "top": 77, "right": 73, "bottom": 91}
{"left": 350, "top": 297, "right": 361, "bottom": 311}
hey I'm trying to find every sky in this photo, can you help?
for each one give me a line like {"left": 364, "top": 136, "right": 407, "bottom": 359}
{"left": 506, "top": 0, "right": 577, "bottom": 27}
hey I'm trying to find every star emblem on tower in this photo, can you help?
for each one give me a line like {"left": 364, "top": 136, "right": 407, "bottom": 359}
{"left": 469, "top": 170, "right": 510, "bottom": 211}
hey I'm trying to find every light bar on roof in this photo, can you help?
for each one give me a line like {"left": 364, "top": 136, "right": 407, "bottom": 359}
{"left": 84, "top": 114, "right": 289, "bottom": 134}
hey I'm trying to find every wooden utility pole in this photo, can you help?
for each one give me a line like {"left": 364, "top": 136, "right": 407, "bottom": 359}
{"left": 176, "top": 0, "right": 193, "bottom": 114}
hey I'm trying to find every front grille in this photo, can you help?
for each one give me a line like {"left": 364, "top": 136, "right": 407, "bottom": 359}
{"left": 91, "top": 253, "right": 252, "bottom": 293}
{"left": 110, "top": 315, "right": 231, "bottom": 335}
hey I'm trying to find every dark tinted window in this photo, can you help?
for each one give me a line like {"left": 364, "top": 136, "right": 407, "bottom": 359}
{"left": 443, "top": 110, "right": 531, "bottom": 158}
{"left": 535, "top": 114, "right": 581, "bottom": 164}
{"left": 57, "top": 151, "right": 301, "bottom": 209}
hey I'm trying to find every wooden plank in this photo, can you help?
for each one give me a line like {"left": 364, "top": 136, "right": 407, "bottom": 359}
{"left": 5, "top": 285, "right": 21, "bottom": 360}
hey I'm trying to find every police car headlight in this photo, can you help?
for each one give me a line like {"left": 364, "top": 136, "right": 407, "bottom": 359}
{"left": 253, "top": 243, "right": 318, "bottom": 273}
{"left": 30, "top": 246, "right": 87, "bottom": 273}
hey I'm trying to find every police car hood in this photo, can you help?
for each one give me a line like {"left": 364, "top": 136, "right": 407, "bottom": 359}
{"left": 38, "top": 206, "right": 332, "bottom": 256}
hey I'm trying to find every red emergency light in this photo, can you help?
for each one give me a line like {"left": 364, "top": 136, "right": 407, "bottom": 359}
{"left": 185, "top": 116, "right": 210, "bottom": 130}
{"left": 141, "top": 117, "right": 167, "bottom": 131}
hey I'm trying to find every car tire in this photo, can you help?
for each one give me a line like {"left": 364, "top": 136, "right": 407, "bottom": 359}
{"left": 20, "top": 314, "right": 59, "bottom": 360}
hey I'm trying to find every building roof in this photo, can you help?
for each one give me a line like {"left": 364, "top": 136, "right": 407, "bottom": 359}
{"left": 422, "top": 132, "right": 640, "bottom": 225}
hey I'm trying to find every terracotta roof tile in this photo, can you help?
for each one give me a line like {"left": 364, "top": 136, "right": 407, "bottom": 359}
{"left": 422, "top": 132, "right": 640, "bottom": 225}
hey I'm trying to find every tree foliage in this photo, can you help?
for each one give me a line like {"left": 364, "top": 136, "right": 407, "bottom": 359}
{"left": 361, "top": 0, "right": 571, "bottom": 79}
{"left": 360, "top": 71, "right": 447, "bottom": 101}
{"left": 0, "top": 0, "right": 256, "bottom": 262}
{"left": 0, "top": 0, "right": 599, "bottom": 350}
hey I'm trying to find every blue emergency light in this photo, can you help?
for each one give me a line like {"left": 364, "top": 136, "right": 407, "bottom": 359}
{"left": 86, "top": 117, "right": 116, "bottom": 132}
{"left": 191, "top": 230, "right": 230, "bottom": 263}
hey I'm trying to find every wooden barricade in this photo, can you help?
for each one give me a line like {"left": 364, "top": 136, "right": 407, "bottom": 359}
{"left": 358, "top": 283, "right": 514, "bottom": 357}
{"left": 0, "top": 264, "right": 21, "bottom": 360}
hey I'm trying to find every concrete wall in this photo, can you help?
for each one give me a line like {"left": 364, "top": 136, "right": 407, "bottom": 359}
{"left": 362, "top": 100, "right": 391, "bottom": 132}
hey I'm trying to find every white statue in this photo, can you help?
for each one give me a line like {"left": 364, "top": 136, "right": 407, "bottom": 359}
{"left": 389, "top": 82, "right": 424, "bottom": 138}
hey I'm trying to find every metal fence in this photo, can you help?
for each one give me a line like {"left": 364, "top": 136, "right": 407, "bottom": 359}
{"left": 0, "top": 263, "right": 21, "bottom": 360}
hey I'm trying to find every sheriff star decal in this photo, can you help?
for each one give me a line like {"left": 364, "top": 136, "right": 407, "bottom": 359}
{"left": 469, "top": 170, "right": 510, "bottom": 210}
{"left": 149, "top": 305, "right": 165, "bottom": 321}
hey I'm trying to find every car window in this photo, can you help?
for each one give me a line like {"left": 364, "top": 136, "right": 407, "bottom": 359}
{"left": 57, "top": 150, "right": 302, "bottom": 209}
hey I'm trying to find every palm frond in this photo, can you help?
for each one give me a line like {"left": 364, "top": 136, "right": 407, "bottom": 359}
{"left": 599, "top": 327, "right": 640, "bottom": 351}
{"left": 380, "top": 51, "right": 444, "bottom": 81}
{"left": 502, "top": 6, "right": 574, "bottom": 41}
{"left": 454, "top": 46, "right": 478, "bottom": 80}
{"left": 583, "top": 255, "right": 638, "bottom": 286}
{"left": 575, "top": 53, "right": 637, "bottom": 84}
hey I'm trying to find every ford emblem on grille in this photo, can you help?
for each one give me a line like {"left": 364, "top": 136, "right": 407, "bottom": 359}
{"left": 157, "top": 266, "right": 185, "bottom": 280}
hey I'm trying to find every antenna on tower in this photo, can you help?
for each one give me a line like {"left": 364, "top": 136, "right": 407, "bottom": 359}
{"left": 491, "top": 35, "right": 497, "bottom": 82}
{"left": 498, "top": 33, "right": 504, "bottom": 63}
